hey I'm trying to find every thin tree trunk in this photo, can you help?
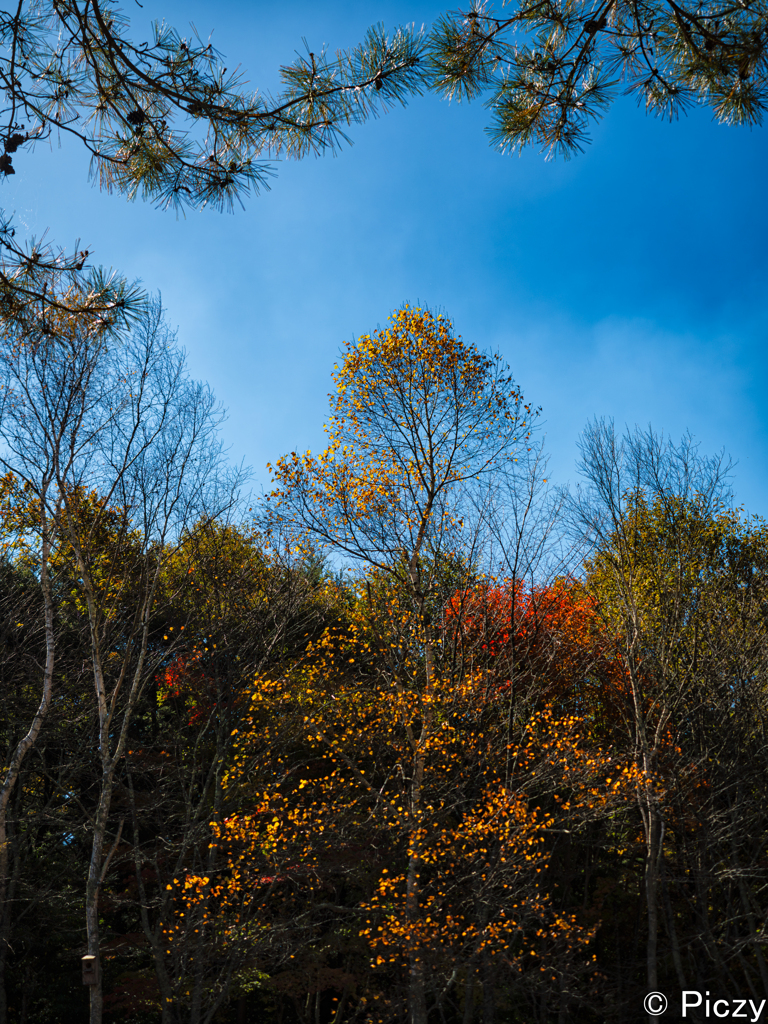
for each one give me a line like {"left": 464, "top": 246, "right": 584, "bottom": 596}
{"left": 462, "top": 972, "right": 474, "bottom": 1024}
{"left": 557, "top": 973, "right": 569, "bottom": 1024}
{"left": 86, "top": 646, "right": 151, "bottom": 1023}
{"left": 661, "top": 856, "right": 687, "bottom": 991}
{"left": 0, "top": 525, "right": 55, "bottom": 1024}
{"left": 76, "top": 529, "right": 155, "bottom": 1024}
{"left": 691, "top": 832, "right": 738, "bottom": 992}
{"left": 645, "top": 813, "right": 660, "bottom": 994}
{"left": 481, "top": 950, "right": 495, "bottom": 1024}
{"left": 0, "top": 941, "right": 6, "bottom": 1024}
{"left": 127, "top": 773, "right": 176, "bottom": 1020}
{"left": 407, "top": 789, "right": 428, "bottom": 1024}
{"left": 0, "top": 813, "right": 20, "bottom": 1024}
{"left": 735, "top": 857, "right": 768, "bottom": 994}
{"left": 405, "top": 561, "right": 431, "bottom": 1024}
{"left": 625, "top": 631, "right": 663, "bottom": 1007}
{"left": 86, "top": 788, "right": 108, "bottom": 1024}
{"left": 86, "top": 772, "right": 126, "bottom": 1024}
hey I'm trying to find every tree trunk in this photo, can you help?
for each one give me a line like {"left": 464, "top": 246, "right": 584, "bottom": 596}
{"left": 75, "top": 531, "right": 154, "bottom": 1024}
{"left": 0, "top": 527, "right": 55, "bottom": 1024}
{"left": 462, "top": 972, "right": 475, "bottom": 1024}
{"left": 403, "top": 563, "right": 431, "bottom": 1024}
{"left": 661, "top": 856, "right": 687, "bottom": 991}
{"left": 481, "top": 950, "right": 495, "bottom": 1024}
{"left": 643, "top": 806, "right": 660, "bottom": 996}
{"left": 625, "top": 636, "right": 663, "bottom": 1007}
{"left": 407, "top": 825, "right": 428, "bottom": 1024}
{"left": 87, "top": 776, "right": 119, "bottom": 1024}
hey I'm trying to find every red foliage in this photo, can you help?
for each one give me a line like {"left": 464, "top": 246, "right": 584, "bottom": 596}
{"left": 157, "top": 650, "right": 215, "bottom": 726}
{"left": 447, "top": 578, "right": 626, "bottom": 718}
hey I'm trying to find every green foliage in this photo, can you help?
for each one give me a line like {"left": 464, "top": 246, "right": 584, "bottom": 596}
{"left": 0, "top": 3, "right": 426, "bottom": 210}
{"left": 0, "top": 4, "right": 426, "bottom": 344}
{"left": 427, "top": 0, "right": 768, "bottom": 158}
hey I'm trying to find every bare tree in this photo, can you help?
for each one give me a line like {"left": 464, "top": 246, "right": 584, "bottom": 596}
{"left": 569, "top": 419, "right": 734, "bottom": 1011}
{"left": 0, "top": 295, "right": 242, "bottom": 1023}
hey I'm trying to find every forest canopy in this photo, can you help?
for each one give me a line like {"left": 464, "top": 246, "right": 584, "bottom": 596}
{"left": 0, "top": 303, "right": 765, "bottom": 1024}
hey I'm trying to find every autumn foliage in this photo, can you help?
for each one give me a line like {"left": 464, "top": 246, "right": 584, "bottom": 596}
{"left": 2, "top": 309, "right": 768, "bottom": 1024}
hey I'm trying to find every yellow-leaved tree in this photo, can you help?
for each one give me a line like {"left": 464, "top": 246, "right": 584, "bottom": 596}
{"left": 267, "top": 303, "right": 536, "bottom": 674}
{"left": 266, "top": 304, "right": 536, "bottom": 1021}
{"left": 163, "top": 307, "right": 629, "bottom": 1023}
{"left": 212, "top": 613, "right": 634, "bottom": 1023}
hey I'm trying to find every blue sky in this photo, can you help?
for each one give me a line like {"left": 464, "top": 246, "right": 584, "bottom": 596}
{"left": 4, "top": 1, "right": 767, "bottom": 513}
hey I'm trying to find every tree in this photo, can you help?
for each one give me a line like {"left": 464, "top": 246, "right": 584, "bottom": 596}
{"left": 584, "top": 491, "right": 768, "bottom": 1014}
{"left": 0, "top": 294, "right": 240, "bottom": 1023}
{"left": 267, "top": 303, "right": 536, "bottom": 627}
{"left": 570, "top": 420, "right": 767, "bottom": 1011}
{"left": 448, "top": 575, "right": 624, "bottom": 726}
{"left": 263, "top": 306, "right": 563, "bottom": 1023}
{"left": 206, "top": 569, "right": 635, "bottom": 1024}
{"left": 266, "top": 304, "right": 537, "bottom": 963}
{"left": 0, "top": 487, "right": 72, "bottom": 1023}
{"left": 427, "top": 0, "right": 768, "bottom": 158}
{"left": 117, "top": 521, "right": 335, "bottom": 1024}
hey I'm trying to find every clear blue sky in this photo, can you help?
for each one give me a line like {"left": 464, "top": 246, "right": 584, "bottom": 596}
{"left": 5, "top": 1, "right": 767, "bottom": 513}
